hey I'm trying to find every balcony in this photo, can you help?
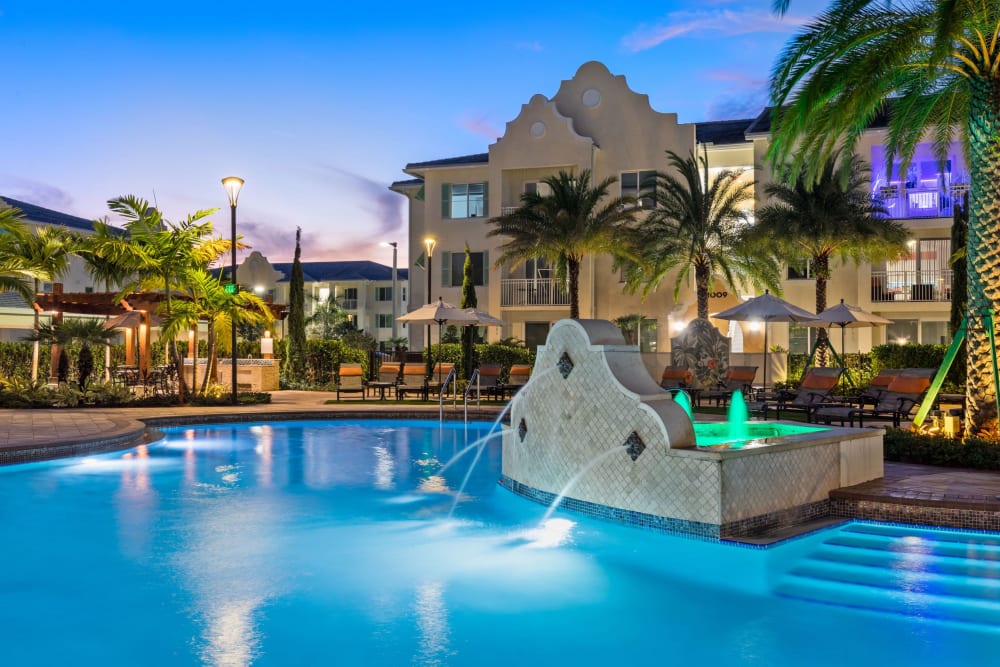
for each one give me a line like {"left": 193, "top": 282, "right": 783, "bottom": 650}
{"left": 338, "top": 298, "right": 358, "bottom": 310}
{"left": 501, "top": 206, "right": 518, "bottom": 216}
{"left": 500, "top": 278, "right": 570, "bottom": 307}
{"left": 876, "top": 185, "right": 963, "bottom": 219}
{"left": 870, "top": 270, "right": 953, "bottom": 303}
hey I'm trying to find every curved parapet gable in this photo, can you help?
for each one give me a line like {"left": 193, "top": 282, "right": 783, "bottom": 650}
{"left": 489, "top": 94, "right": 596, "bottom": 168}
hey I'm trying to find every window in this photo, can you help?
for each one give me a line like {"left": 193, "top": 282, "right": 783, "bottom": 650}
{"left": 442, "top": 182, "right": 488, "bottom": 218}
{"left": 376, "top": 314, "right": 394, "bottom": 329}
{"left": 886, "top": 319, "right": 919, "bottom": 345}
{"left": 788, "top": 324, "right": 817, "bottom": 356}
{"left": 376, "top": 286, "right": 393, "bottom": 301}
{"left": 441, "top": 250, "right": 488, "bottom": 287}
{"left": 787, "top": 261, "right": 813, "bottom": 280}
{"left": 621, "top": 170, "right": 657, "bottom": 208}
{"left": 340, "top": 287, "right": 358, "bottom": 310}
{"left": 524, "top": 181, "right": 552, "bottom": 197}
{"left": 870, "top": 141, "right": 968, "bottom": 219}
{"left": 525, "top": 322, "right": 551, "bottom": 350}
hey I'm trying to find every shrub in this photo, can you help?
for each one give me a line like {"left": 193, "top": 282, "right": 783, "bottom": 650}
{"left": 883, "top": 428, "right": 1000, "bottom": 470}
{"left": 872, "top": 343, "right": 963, "bottom": 392}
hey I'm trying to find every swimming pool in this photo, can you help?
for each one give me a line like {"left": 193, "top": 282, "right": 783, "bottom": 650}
{"left": 1, "top": 419, "right": 996, "bottom": 666}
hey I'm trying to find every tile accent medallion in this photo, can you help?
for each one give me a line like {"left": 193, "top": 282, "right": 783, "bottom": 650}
{"left": 557, "top": 351, "right": 574, "bottom": 379}
{"left": 623, "top": 431, "right": 646, "bottom": 461}
{"left": 518, "top": 418, "right": 528, "bottom": 442}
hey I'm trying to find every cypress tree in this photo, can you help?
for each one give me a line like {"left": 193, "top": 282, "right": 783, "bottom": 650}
{"left": 286, "top": 227, "right": 307, "bottom": 384}
{"left": 460, "top": 244, "right": 478, "bottom": 379}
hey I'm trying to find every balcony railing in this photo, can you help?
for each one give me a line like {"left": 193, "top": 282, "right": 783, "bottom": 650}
{"left": 875, "top": 185, "right": 964, "bottom": 219}
{"left": 338, "top": 298, "right": 358, "bottom": 310}
{"left": 501, "top": 206, "right": 518, "bottom": 216}
{"left": 500, "top": 278, "right": 570, "bottom": 307}
{"left": 870, "top": 269, "right": 953, "bottom": 302}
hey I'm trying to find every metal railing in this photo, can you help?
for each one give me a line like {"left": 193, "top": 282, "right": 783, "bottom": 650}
{"left": 463, "top": 368, "right": 480, "bottom": 423}
{"left": 875, "top": 186, "right": 963, "bottom": 219}
{"left": 500, "top": 206, "right": 518, "bottom": 216}
{"left": 500, "top": 278, "right": 570, "bottom": 307}
{"left": 870, "top": 269, "right": 953, "bottom": 302}
{"left": 439, "top": 366, "right": 458, "bottom": 423}
{"left": 338, "top": 298, "right": 358, "bottom": 310}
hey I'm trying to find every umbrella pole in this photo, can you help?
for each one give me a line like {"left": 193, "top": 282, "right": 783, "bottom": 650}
{"left": 763, "top": 322, "right": 768, "bottom": 394}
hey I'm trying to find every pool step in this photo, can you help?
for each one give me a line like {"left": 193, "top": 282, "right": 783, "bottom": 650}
{"left": 775, "top": 522, "right": 1000, "bottom": 625}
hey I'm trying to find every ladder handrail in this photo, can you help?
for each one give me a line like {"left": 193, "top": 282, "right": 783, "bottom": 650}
{"left": 463, "top": 369, "right": 481, "bottom": 424}
{"left": 438, "top": 366, "right": 458, "bottom": 423}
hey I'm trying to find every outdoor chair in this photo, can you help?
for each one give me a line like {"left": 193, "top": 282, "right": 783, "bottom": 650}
{"left": 335, "top": 363, "right": 366, "bottom": 400}
{"left": 813, "top": 368, "right": 935, "bottom": 427}
{"left": 846, "top": 368, "right": 902, "bottom": 404}
{"left": 700, "top": 366, "right": 757, "bottom": 407}
{"left": 396, "top": 363, "right": 431, "bottom": 400}
{"left": 502, "top": 364, "right": 532, "bottom": 398}
{"left": 427, "top": 363, "right": 457, "bottom": 397}
{"left": 754, "top": 366, "right": 844, "bottom": 421}
{"left": 368, "top": 363, "right": 401, "bottom": 399}
{"left": 660, "top": 366, "right": 693, "bottom": 389}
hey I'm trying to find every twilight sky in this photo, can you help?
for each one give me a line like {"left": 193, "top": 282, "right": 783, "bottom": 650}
{"left": 0, "top": 0, "right": 826, "bottom": 267}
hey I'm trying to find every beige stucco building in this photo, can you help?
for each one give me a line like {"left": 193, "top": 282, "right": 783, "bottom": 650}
{"left": 392, "top": 61, "right": 956, "bottom": 366}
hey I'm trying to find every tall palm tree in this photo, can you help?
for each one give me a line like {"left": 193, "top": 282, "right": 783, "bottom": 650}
{"left": 0, "top": 207, "right": 41, "bottom": 300}
{"left": 768, "top": 0, "right": 1000, "bottom": 433}
{"left": 624, "top": 150, "right": 780, "bottom": 319}
{"left": 77, "top": 222, "right": 134, "bottom": 381}
{"left": 488, "top": 170, "right": 637, "bottom": 318}
{"left": 748, "top": 150, "right": 909, "bottom": 364}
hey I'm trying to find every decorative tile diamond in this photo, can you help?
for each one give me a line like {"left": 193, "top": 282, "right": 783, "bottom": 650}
{"left": 557, "top": 351, "right": 574, "bottom": 379}
{"left": 623, "top": 431, "right": 646, "bottom": 461}
{"left": 518, "top": 418, "right": 528, "bottom": 442}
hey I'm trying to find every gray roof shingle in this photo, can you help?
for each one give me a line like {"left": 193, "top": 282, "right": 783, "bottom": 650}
{"left": 270, "top": 260, "right": 408, "bottom": 283}
{"left": 1, "top": 196, "right": 96, "bottom": 233}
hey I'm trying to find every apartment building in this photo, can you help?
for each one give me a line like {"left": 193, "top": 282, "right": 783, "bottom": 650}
{"left": 235, "top": 251, "right": 409, "bottom": 347}
{"left": 392, "top": 61, "right": 957, "bottom": 357}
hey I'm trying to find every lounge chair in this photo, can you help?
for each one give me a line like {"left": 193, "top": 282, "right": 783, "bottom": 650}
{"left": 660, "top": 366, "right": 693, "bottom": 389}
{"left": 700, "top": 366, "right": 758, "bottom": 407}
{"left": 813, "top": 368, "right": 935, "bottom": 427}
{"left": 396, "top": 363, "right": 430, "bottom": 400}
{"left": 471, "top": 364, "right": 503, "bottom": 400}
{"left": 335, "top": 363, "right": 366, "bottom": 400}
{"left": 427, "top": 363, "right": 456, "bottom": 397}
{"left": 367, "top": 362, "right": 401, "bottom": 399}
{"left": 756, "top": 366, "right": 844, "bottom": 421}
{"left": 502, "top": 364, "right": 532, "bottom": 398}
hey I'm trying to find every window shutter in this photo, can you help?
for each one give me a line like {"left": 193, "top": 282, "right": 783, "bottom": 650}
{"left": 441, "top": 251, "right": 451, "bottom": 287}
{"left": 482, "top": 181, "right": 489, "bottom": 217}
{"left": 441, "top": 183, "right": 451, "bottom": 219}
{"left": 482, "top": 250, "right": 489, "bottom": 286}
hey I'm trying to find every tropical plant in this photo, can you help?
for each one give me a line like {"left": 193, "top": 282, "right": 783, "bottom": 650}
{"left": 768, "top": 0, "right": 1000, "bottom": 433}
{"left": 305, "top": 292, "right": 351, "bottom": 340}
{"left": 747, "top": 150, "right": 908, "bottom": 364}
{"left": 488, "top": 170, "right": 638, "bottom": 318}
{"left": 29, "top": 318, "right": 116, "bottom": 389}
{"left": 624, "top": 150, "right": 780, "bottom": 320}
{"left": 286, "top": 227, "right": 307, "bottom": 384}
{"left": 0, "top": 206, "right": 40, "bottom": 300}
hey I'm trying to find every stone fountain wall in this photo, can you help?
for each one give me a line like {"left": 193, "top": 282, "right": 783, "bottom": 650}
{"left": 501, "top": 319, "right": 884, "bottom": 540}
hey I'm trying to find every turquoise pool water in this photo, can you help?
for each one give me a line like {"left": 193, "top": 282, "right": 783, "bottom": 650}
{"left": 0, "top": 419, "right": 997, "bottom": 666}
{"left": 694, "top": 421, "right": 828, "bottom": 448}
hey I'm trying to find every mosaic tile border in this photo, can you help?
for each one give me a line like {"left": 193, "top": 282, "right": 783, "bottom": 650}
{"left": 0, "top": 429, "right": 148, "bottom": 466}
{"left": 831, "top": 498, "right": 1000, "bottom": 532}
{"left": 720, "top": 499, "right": 831, "bottom": 539}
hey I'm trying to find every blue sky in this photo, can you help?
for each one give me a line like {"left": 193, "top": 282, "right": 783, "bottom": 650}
{"left": 0, "top": 0, "right": 826, "bottom": 266}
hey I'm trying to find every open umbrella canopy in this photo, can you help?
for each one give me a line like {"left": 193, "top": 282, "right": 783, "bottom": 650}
{"left": 712, "top": 291, "right": 819, "bottom": 324}
{"left": 461, "top": 307, "right": 505, "bottom": 327}
{"left": 806, "top": 299, "right": 893, "bottom": 328}
{"left": 396, "top": 297, "right": 481, "bottom": 326}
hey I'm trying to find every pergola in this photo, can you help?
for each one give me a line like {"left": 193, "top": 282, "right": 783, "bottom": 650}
{"left": 33, "top": 283, "right": 287, "bottom": 382}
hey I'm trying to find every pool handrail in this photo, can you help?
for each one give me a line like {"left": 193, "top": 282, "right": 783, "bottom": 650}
{"left": 439, "top": 366, "right": 458, "bottom": 422}
{"left": 463, "top": 368, "right": 481, "bottom": 423}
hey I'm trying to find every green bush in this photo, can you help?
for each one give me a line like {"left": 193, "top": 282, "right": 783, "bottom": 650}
{"left": 279, "top": 339, "right": 368, "bottom": 389}
{"left": 883, "top": 428, "right": 1000, "bottom": 470}
{"left": 872, "top": 343, "right": 963, "bottom": 392}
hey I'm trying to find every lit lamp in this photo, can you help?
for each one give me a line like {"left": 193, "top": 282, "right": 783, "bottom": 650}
{"left": 222, "top": 175, "right": 244, "bottom": 405}
{"left": 424, "top": 237, "right": 437, "bottom": 374}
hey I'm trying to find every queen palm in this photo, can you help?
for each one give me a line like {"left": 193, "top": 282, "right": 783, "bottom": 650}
{"left": 769, "top": 0, "right": 1000, "bottom": 433}
{"left": 625, "top": 150, "right": 780, "bottom": 319}
{"left": 748, "top": 150, "right": 908, "bottom": 364}
{"left": 488, "top": 170, "right": 637, "bottom": 319}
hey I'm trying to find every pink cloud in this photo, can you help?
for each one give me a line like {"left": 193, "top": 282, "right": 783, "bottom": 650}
{"left": 460, "top": 115, "right": 502, "bottom": 140}
{"left": 622, "top": 10, "right": 808, "bottom": 52}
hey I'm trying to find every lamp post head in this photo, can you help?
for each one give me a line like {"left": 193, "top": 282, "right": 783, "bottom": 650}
{"left": 222, "top": 176, "right": 245, "bottom": 207}
{"left": 424, "top": 237, "right": 437, "bottom": 257}
{"left": 381, "top": 241, "right": 398, "bottom": 249}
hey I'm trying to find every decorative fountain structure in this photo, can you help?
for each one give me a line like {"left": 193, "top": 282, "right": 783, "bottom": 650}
{"left": 500, "top": 319, "right": 884, "bottom": 540}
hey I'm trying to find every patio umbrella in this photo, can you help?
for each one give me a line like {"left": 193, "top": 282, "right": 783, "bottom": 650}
{"left": 397, "top": 298, "right": 482, "bottom": 383}
{"left": 805, "top": 299, "right": 893, "bottom": 359}
{"left": 712, "top": 290, "right": 819, "bottom": 390}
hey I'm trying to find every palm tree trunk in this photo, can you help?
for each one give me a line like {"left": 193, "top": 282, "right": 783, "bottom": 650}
{"left": 695, "top": 262, "right": 710, "bottom": 320}
{"left": 31, "top": 278, "right": 40, "bottom": 382}
{"left": 164, "top": 285, "right": 187, "bottom": 404}
{"left": 814, "top": 254, "right": 830, "bottom": 367}
{"left": 201, "top": 326, "right": 216, "bottom": 394}
{"left": 568, "top": 258, "right": 581, "bottom": 319}
{"left": 964, "top": 77, "right": 1000, "bottom": 435}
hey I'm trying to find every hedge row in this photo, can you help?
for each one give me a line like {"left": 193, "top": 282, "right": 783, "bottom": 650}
{"left": 883, "top": 428, "right": 1000, "bottom": 470}
{"left": 786, "top": 343, "right": 964, "bottom": 394}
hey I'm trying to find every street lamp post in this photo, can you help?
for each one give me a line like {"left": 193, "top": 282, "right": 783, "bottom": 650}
{"left": 383, "top": 241, "right": 399, "bottom": 340}
{"left": 222, "top": 176, "right": 244, "bottom": 406}
{"left": 424, "top": 237, "right": 437, "bottom": 373}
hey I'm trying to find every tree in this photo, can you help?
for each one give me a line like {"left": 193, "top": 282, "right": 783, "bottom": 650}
{"left": 305, "top": 292, "right": 350, "bottom": 340}
{"left": 747, "top": 150, "right": 908, "bottom": 365}
{"left": 459, "top": 244, "right": 479, "bottom": 379}
{"left": 488, "top": 170, "right": 637, "bottom": 318}
{"left": 624, "top": 150, "right": 780, "bottom": 320}
{"left": 29, "top": 318, "right": 115, "bottom": 389}
{"left": 286, "top": 227, "right": 307, "bottom": 384}
{"left": 768, "top": 0, "right": 1000, "bottom": 433}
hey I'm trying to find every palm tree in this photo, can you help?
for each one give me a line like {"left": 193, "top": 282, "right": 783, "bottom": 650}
{"left": 0, "top": 207, "right": 41, "bottom": 300}
{"left": 488, "top": 170, "right": 638, "bottom": 318}
{"left": 304, "top": 292, "right": 350, "bottom": 340}
{"left": 624, "top": 150, "right": 780, "bottom": 319}
{"left": 768, "top": 0, "right": 1000, "bottom": 433}
{"left": 29, "top": 318, "right": 115, "bottom": 388}
{"left": 748, "top": 150, "right": 908, "bottom": 364}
